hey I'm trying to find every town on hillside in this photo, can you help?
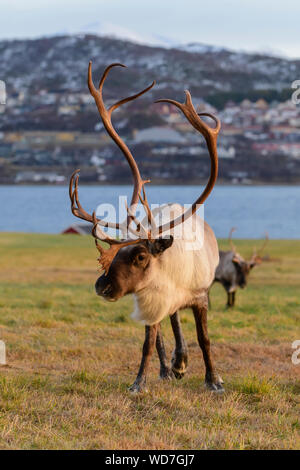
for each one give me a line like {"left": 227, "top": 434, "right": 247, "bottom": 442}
{"left": 1, "top": 94, "right": 300, "bottom": 184}
{"left": 1, "top": 35, "right": 300, "bottom": 184}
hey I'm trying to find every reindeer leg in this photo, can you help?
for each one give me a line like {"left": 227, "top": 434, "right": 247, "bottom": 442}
{"left": 226, "top": 291, "right": 232, "bottom": 308}
{"left": 170, "top": 311, "right": 188, "bottom": 379}
{"left": 192, "top": 296, "right": 224, "bottom": 393}
{"left": 156, "top": 324, "right": 174, "bottom": 381}
{"left": 232, "top": 291, "right": 236, "bottom": 307}
{"left": 129, "top": 324, "right": 158, "bottom": 393}
{"left": 208, "top": 289, "right": 212, "bottom": 310}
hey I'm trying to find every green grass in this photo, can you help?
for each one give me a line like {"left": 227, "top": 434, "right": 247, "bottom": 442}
{"left": 0, "top": 233, "right": 299, "bottom": 449}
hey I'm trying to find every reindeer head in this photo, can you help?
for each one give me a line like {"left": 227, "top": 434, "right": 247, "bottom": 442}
{"left": 95, "top": 237, "right": 174, "bottom": 301}
{"left": 69, "top": 62, "right": 220, "bottom": 302}
{"left": 229, "top": 228, "right": 268, "bottom": 288}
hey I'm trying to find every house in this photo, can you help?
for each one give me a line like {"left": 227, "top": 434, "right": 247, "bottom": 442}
{"left": 15, "top": 171, "right": 65, "bottom": 183}
{"left": 58, "top": 105, "right": 80, "bottom": 116}
{"left": 133, "top": 127, "right": 185, "bottom": 143}
{"left": 62, "top": 224, "right": 92, "bottom": 235}
{"left": 0, "top": 80, "right": 6, "bottom": 105}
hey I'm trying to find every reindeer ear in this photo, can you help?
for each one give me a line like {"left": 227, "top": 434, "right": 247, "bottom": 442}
{"left": 147, "top": 236, "right": 174, "bottom": 255}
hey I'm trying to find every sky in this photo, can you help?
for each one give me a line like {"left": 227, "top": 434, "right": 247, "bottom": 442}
{"left": 0, "top": 0, "right": 299, "bottom": 58}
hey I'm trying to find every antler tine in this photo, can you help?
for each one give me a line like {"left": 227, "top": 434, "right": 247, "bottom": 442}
{"left": 73, "top": 171, "right": 93, "bottom": 222}
{"left": 69, "top": 169, "right": 92, "bottom": 222}
{"left": 156, "top": 90, "right": 221, "bottom": 138}
{"left": 154, "top": 90, "right": 220, "bottom": 235}
{"left": 88, "top": 61, "right": 156, "bottom": 115}
{"left": 198, "top": 112, "right": 220, "bottom": 131}
{"left": 108, "top": 81, "right": 156, "bottom": 115}
{"left": 69, "top": 169, "right": 122, "bottom": 229}
{"left": 256, "top": 231, "right": 269, "bottom": 257}
{"left": 91, "top": 211, "right": 116, "bottom": 243}
{"left": 88, "top": 62, "right": 125, "bottom": 96}
{"left": 99, "top": 63, "right": 126, "bottom": 92}
{"left": 124, "top": 201, "right": 149, "bottom": 239}
{"left": 229, "top": 227, "right": 237, "bottom": 253}
{"left": 138, "top": 182, "right": 157, "bottom": 238}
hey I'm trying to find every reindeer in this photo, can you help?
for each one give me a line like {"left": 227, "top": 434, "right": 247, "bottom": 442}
{"left": 211, "top": 228, "right": 268, "bottom": 308}
{"left": 69, "top": 62, "right": 224, "bottom": 393}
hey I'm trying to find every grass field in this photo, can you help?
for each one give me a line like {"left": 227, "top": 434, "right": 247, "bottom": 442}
{"left": 0, "top": 232, "right": 299, "bottom": 450}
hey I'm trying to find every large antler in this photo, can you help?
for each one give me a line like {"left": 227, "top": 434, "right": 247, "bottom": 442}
{"left": 138, "top": 91, "right": 220, "bottom": 236}
{"left": 70, "top": 62, "right": 155, "bottom": 231}
{"left": 88, "top": 62, "right": 155, "bottom": 219}
{"left": 69, "top": 69, "right": 221, "bottom": 274}
{"left": 257, "top": 232, "right": 269, "bottom": 257}
{"left": 69, "top": 63, "right": 155, "bottom": 273}
{"left": 251, "top": 232, "right": 269, "bottom": 262}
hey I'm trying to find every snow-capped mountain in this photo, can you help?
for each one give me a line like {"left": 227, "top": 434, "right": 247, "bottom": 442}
{"left": 0, "top": 33, "right": 299, "bottom": 103}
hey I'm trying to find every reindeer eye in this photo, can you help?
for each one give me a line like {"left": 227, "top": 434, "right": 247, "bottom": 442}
{"left": 132, "top": 251, "right": 148, "bottom": 266}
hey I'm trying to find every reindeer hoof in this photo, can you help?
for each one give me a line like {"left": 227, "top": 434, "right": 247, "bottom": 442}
{"left": 129, "top": 380, "right": 147, "bottom": 393}
{"left": 205, "top": 380, "right": 225, "bottom": 393}
{"left": 172, "top": 367, "right": 185, "bottom": 380}
{"left": 171, "top": 349, "right": 188, "bottom": 380}
{"left": 205, "top": 374, "right": 224, "bottom": 393}
{"left": 160, "top": 367, "right": 174, "bottom": 381}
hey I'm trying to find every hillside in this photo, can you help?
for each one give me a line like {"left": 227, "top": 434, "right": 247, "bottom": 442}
{"left": 0, "top": 34, "right": 300, "bottom": 184}
{"left": 1, "top": 35, "right": 299, "bottom": 111}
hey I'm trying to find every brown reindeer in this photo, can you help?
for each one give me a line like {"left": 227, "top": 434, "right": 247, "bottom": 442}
{"left": 212, "top": 228, "right": 269, "bottom": 308}
{"left": 69, "top": 62, "right": 223, "bottom": 392}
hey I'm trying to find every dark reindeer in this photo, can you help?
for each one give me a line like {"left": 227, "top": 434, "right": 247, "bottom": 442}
{"left": 211, "top": 228, "right": 268, "bottom": 308}
{"left": 69, "top": 62, "right": 224, "bottom": 393}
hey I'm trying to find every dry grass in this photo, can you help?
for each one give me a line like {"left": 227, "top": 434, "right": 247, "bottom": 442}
{"left": 0, "top": 233, "right": 299, "bottom": 449}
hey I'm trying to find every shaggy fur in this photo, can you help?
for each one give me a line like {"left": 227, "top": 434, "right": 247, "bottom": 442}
{"left": 131, "top": 204, "right": 219, "bottom": 325}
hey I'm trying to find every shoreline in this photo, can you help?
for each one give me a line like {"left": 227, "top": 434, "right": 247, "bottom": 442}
{"left": 0, "top": 231, "right": 299, "bottom": 241}
{"left": 1, "top": 181, "right": 300, "bottom": 187}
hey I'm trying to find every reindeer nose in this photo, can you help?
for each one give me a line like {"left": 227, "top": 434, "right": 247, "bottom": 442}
{"left": 95, "top": 277, "right": 112, "bottom": 297}
{"left": 102, "top": 284, "right": 112, "bottom": 296}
